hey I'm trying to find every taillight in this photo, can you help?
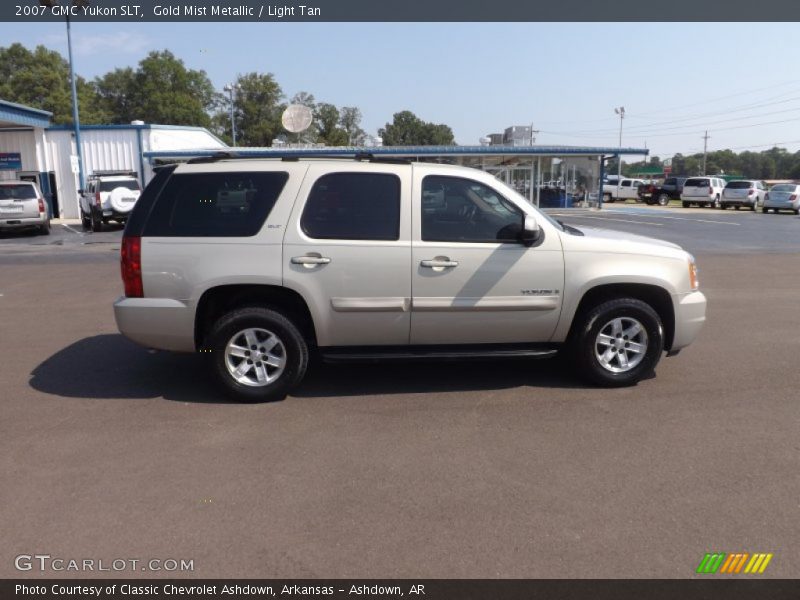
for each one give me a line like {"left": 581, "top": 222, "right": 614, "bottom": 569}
{"left": 120, "top": 236, "right": 143, "bottom": 298}
{"left": 708, "top": 187, "right": 714, "bottom": 196}
{"left": 95, "top": 191, "right": 101, "bottom": 208}
{"left": 791, "top": 194, "right": 798, "bottom": 201}
{"left": 38, "top": 198, "right": 45, "bottom": 214}
{"left": 748, "top": 188, "right": 754, "bottom": 195}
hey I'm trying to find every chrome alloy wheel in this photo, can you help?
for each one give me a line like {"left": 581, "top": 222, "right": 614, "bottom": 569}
{"left": 224, "top": 327, "right": 287, "bottom": 387}
{"left": 594, "top": 317, "right": 649, "bottom": 373}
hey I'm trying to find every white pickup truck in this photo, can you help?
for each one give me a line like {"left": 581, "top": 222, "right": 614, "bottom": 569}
{"left": 602, "top": 177, "right": 647, "bottom": 203}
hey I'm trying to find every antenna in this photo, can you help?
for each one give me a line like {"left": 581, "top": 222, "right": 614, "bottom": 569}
{"left": 281, "top": 104, "right": 313, "bottom": 134}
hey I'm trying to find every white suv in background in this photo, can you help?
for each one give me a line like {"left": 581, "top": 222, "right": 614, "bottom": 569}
{"left": 680, "top": 176, "right": 726, "bottom": 208}
{"left": 0, "top": 180, "right": 50, "bottom": 235}
{"left": 79, "top": 171, "right": 142, "bottom": 232}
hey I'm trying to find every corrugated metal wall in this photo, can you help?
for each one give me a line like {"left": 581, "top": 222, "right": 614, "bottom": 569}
{"left": 47, "top": 129, "right": 140, "bottom": 219}
{"left": 0, "top": 130, "right": 40, "bottom": 182}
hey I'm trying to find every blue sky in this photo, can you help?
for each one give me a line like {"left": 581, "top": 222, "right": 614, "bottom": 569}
{"left": 4, "top": 21, "right": 800, "bottom": 159}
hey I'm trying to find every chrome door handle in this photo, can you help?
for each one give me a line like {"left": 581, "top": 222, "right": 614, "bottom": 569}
{"left": 421, "top": 259, "right": 458, "bottom": 268}
{"left": 291, "top": 255, "right": 331, "bottom": 265}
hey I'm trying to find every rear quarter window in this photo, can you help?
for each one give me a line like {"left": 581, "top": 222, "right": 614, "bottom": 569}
{"left": 143, "top": 171, "right": 289, "bottom": 237}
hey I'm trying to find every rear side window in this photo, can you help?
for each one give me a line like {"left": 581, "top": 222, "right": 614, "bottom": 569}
{"left": 685, "top": 178, "right": 709, "bottom": 187}
{"left": 143, "top": 171, "right": 288, "bottom": 237}
{"left": 301, "top": 173, "right": 400, "bottom": 241}
{"left": 0, "top": 184, "right": 37, "bottom": 199}
{"left": 99, "top": 179, "right": 140, "bottom": 192}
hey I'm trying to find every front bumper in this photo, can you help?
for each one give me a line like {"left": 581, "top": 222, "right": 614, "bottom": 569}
{"left": 670, "top": 291, "right": 707, "bottom": 352}
{"left": 114, "top": 296, "right": 196, "bottom": 352}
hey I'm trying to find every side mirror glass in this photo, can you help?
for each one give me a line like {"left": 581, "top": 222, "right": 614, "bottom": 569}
{"left": 521, "top": 215, "right": 541, "bottom": 245}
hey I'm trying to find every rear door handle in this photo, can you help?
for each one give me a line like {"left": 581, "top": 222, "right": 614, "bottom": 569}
{"left": 291, "top": 255, "right": 331, "bottom": 265}
{"left": 421, "top": 259, "right": 458, "bottom": 268}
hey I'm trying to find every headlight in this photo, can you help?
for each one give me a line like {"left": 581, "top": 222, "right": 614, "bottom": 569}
{"left": 688, "top": 255, "right": 699, "bottom": 291}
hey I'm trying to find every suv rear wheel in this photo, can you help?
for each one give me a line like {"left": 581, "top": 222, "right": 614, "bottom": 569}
{"left": 207, "top": 307, "right": 308, "bottom": 402}
{"left": 572, "top": 298, "right": 664, "bottom": 387}
{"left": 657, "top": 193, "right": 670, "bottom": 206}
{"left": 90, "top": 209, "right": 103, "bottom": 232}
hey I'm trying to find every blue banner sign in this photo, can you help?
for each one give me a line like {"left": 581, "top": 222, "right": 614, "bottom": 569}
{"left": 0, "top": 152, "right": 22, "bottom": 170}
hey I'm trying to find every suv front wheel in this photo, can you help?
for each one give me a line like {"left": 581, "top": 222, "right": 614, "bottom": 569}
{"left": 572, "top": 298, "right": 664, "bottom": 387}
{"left": 207, "top": 307, "right": 309, "bottom": 402}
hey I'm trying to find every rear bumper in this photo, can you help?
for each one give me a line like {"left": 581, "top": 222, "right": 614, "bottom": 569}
{"left": 0, "top": 214, "right": 47, "bottom": 228}
{"left": 114, "top": 296, "right": 196, "bottom": 352}
{"left": 763, "top": 201, "right": 800, "bottom": 210}
{"left": 670, "top": 291, "right": 707, "bottom": 352}
{"left": 720, "top": 197, "right": 756, "bottom": 206}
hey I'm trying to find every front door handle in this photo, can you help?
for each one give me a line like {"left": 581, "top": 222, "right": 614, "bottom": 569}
{"left": 291, "top": 255, "right": 331, "bottom": 265}
{"left": 421, "top": 259, "right": 458, "bottom": 268}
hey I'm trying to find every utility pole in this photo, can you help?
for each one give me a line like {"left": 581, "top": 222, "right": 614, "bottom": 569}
{"left": 702, "top": 130, "right": 710, "bottom": 175}
{"left": 529, "top": 123, "right": 539, "bottom": 145}
{"left": 614, "top": 106, "right": 625, "bottom": 190}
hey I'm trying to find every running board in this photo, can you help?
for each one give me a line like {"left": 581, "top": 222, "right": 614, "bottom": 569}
{"left": 320, "top": 345, "right": 559, "bottom": 363}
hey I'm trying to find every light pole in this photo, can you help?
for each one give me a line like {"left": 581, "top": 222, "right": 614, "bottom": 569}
{"left": 223, "top": 83, "right": 239, "bottom": 146}
{"left": 614, "top": 106, "right": 625, "bottom": 187}
{"left": 39, "top": 0, "right": 89, "bottom": 195}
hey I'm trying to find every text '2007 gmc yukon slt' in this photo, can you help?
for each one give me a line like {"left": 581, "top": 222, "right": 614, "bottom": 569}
{"left": 114, "top": 156, "right": 707, "bottom": 402}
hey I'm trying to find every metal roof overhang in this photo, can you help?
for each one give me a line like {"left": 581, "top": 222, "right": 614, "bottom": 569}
{"left": 144, "top": 145, "right": 649, "bottom": 161}
{"left": 0, "top": 100, "right": 52, "bottom": 129}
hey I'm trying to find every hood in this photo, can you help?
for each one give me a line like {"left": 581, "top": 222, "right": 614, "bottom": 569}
{"left": 560, "top": 224, "right": 687, "bottom": 258}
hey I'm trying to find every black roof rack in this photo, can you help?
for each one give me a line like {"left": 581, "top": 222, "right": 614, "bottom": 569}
{"left": 186, "top": 151, "right": 411, "bottom": 165}
{"left": 88, "top": 170, "right": 138, "bottom": 179}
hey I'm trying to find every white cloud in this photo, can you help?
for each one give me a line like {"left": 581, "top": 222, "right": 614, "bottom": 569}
{"left": 40, "top": 31, "right": 151, "bottom": 57}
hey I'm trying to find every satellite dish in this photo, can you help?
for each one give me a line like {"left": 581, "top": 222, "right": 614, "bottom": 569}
{"left": 281, "top": 104, "right": 313, "bottom": 133}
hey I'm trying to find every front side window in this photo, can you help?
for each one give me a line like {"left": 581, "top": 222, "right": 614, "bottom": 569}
{"left": 421, "top": 176, "right": 523, "bottom": 243}
{"left": 621, "top": 180, "right": 631, "bottom": 187}
{"left": 301, "top": 173, "right": 400, "bottom": 241}
{"left": 143, "top": 171, "right": 288, "bottom": 237}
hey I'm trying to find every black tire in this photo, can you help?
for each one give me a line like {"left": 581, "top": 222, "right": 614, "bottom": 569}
{"left": 206, "top": 307, "right": 308, "bottom": 402}
{"left": 762, "top": 207, "right": 768, "bottom": 214}
{"left": 81, "top": 210, "right": 91, "bottom": 230}
{"left": 90, "top": 210, "right": 103, "bottom": 232}
{"left": 795, "top": 208, "right": 800, "bottom": 215}
{"left": 657, "top": 193, "right": 670, "bottom": 207}
{"left": 571, "top": 298, "right": 664, "bottom": 387}
{"left": 604, "top": 193, "right": 614, "bottom": 203}
{"left": 39, "top": 220, "right": 50, "bottom": 235}
{"left": 734, "top": 205, "right": 740, "bottom": 210}
{"left": 751, "top": 202, "right": 758, "bottom": 212}
{"left": 682, "top": 201, "right": 690, "bottom": 208}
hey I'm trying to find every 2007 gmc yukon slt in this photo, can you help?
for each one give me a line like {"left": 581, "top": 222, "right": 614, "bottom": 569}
{"left": 114, "top": 156, "right": 707, "bottom": 402}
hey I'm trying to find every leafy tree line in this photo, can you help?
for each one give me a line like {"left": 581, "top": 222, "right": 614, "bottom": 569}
{"left": 617, "top": 147, "right": 800, "bottom": 180}
{"left": 0, "top": 43, "right": 455, "bottom": 147}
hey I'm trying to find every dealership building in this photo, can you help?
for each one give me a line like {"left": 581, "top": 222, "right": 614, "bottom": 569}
{"left": 0, "top": 99, "right": 647, "bottom": 216}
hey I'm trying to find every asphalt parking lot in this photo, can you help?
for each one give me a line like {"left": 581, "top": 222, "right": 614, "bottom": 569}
{"left": 2, "top": 206, "right": 799, "bottom": 578}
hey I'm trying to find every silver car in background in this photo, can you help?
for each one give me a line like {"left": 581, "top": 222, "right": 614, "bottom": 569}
{"left": 0, "top": 180, "right": 50, "bottom": 235}
{"left": 720, "top": 180, "right": 766, "bottom": 211}
{"left": 763, "top": 183, "right": 800, "bottom": 215}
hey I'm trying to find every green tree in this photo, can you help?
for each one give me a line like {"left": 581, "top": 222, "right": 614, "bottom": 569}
{"left": 0, "top": 43, "right": 107, "bottom": 124}
{"left": 226, "top": 72, "right": 284, "bottom": 147}
{"left": 339, "top": 106, "right": 366, "bottom": 145}
{"left": 314, "top": 103, "right": 348, "bottom": 146}
{"left": 379, "top": 110, "right": 455, "bottom": 146}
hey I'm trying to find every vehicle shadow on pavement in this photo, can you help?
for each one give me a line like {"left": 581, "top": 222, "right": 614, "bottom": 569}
{"left": 30, "top": 334, "right": 224, "bottom": 403}
{"left": 30, "top": 334, "right": 597, "bottom": 402}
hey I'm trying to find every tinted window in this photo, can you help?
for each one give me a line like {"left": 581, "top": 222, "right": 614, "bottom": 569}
{"left": 685, "top": 178, "right": 709, "bottom": 187}
{"left": 0, "top": 184, "right": 36, "bottom": 199}
{"left": 422, "top": 175, "right": 523, "bottom": 243}
{"left": 621, "top": 180, "right": 631, "bottom": 187}
{"left": 99, "top": 179, "right": 140, "bottom": 192}
{"left": 771, "top": 184, "right": 797, "bottom": 192}
{"left": 143, "top": 171, "right": 288, "bottom": 237}
{"left": 301, "top": 173, "right": 400, "bottom": 241}
{"left": 726, "top": 181, "right": 752, "bottom": 189}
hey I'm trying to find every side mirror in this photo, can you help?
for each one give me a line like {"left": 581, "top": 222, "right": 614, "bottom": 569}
{"left": 520, "top": 215, "right": 541, "bottom": 245}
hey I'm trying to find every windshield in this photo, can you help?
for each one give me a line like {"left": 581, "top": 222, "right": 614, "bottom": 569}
{"left": 771, "top": 184, "right": 796, "bottom": 192}
{"left": 0, "top": 184, "right": 37, "bottom": 200}
{"left": 99, "top": 179, "right": 140, "bottom": 192}
{"left": 726, "top": 181, "right": 753, "bottom": 189}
